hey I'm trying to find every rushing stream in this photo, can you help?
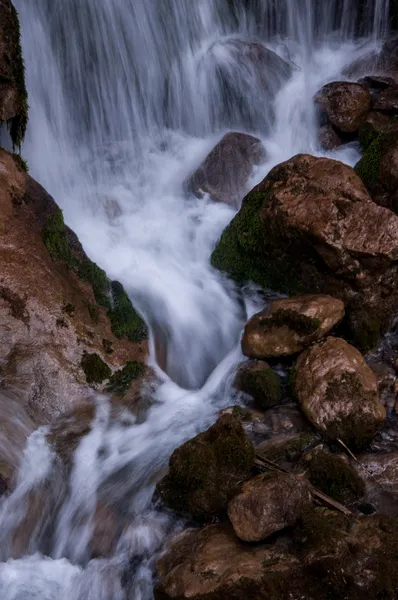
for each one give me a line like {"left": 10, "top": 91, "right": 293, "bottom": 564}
{"left": 0, "top": 0, "right": 392, "bottom": 598}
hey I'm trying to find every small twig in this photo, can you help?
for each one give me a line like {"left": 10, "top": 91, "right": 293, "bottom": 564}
{"left": 337, "top": 438, "right": 358, "bottom": 462}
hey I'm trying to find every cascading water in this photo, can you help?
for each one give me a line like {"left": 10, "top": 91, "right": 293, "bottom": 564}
{"left": 0, "top": 0, "right": 392, "bottom": 598}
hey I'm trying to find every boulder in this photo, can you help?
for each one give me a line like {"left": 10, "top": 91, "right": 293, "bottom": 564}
{"left": 157, "top": 414, "right": 255, "bottom": 519}
{"left": 355, "top": 130, "right": 398, "bottom": 214}
{"left": 211, "top": 154, "right": 398, "bottom": 350}
{"left": 0, "top": 0, "right": 28, "bottom": 146}
{"left": 234, "top": 360, "right": 281, "bottom": 409}
{"left": 227, "top": 473, "right": 313, "bottom": 542}
{"left": 358, "top": 111, "right": 398, "bottom": 150}
{"left": 373, "top": 86, "right": 398, "bottom": 112}
{"left": 186, "top": 132, "right": 265, "bottom": 207}
{"left": 295, "top": 337, "right": 386, "bottom": 448}
{"left": 315, "top": 82, "right": 372, "bottom": 133}
{"left": 318, "top": 124, "right": 344, "bottom": 150}
{"left": 0, "top": 149, "right": 148, "bottom": 424}
{"left": 242, "top": 294, "right": 344, "bottom": 359}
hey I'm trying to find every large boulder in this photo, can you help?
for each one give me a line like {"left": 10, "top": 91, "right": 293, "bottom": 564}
{"left": 0, "top": 0, "right": 28, "bottom": 147}
{"left": 234, "top": 360, "right": 282, "bottom": 409}
{"left": 315, "top": 82, "right": 372, "bottom": 133}
{"left": 157, "top": 414, "right": 255, "bottom": 520}
{"left": 355, "top": 130, "right": 398, "bottom": 214}
{"left": 358, "top": 111, "right": 398, "bottom": 150}
{"left": 241, "top": 294, "right": 344, "bottom": 359}
{"left": 186, "top": 132, "right": 265, "bottom": 207}
{"left": 0, "top": 149, "right": 148, "bottom": 425}
{"left": 227, "top": 473, "right": 313, "bottom": 542}
{"left": 211, "top": 154, "right": 398, "bottom": 351}
{"left": 295, "top": 337, "right": 386, "bottom": 448}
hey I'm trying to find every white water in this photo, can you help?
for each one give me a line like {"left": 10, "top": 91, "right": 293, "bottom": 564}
{"left": 0, "top": 0, "right": 391, "bottom": 598}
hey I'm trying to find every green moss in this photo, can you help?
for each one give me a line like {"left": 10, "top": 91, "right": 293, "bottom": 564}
{"left": 106, "top": 360, "right": 146, "bottom": 396}
{"left": 355, "top": 134, "right": 383, "bottom": 191}
{"left": 43, "top": 208, "right": 74, "bottom": 265}
{"left": 157, "top": 414, "right": 255, "bottom": 519}
{"left": 271, "top": 308, "right": 321, "bottom": 335}
{"left": 358, "top": 121, "right": 379, "bottom": 152}
{"left": 87, "top": 303, "right": 99, "bottom": 323}
{"left": 78, "top": 259, "right": 110, "bottom": 309}
{"left": 11, "top": 153, "right": 28, "bottom": 173}
{"left": 108, "top": 281, "right": 148, "bottom": 342}
{"left": 81, "top": 352, "right": 111, "bottom": 385}
{"left": 307, "top": 450, "right": 365, "bottom": 504}
{"left": 8, "top": 5, "right": 28, "bottom": 150}
{"left": 239, "top": 365, "right": 282, "bottom": 410}
{"left": 343, "top": 305, "right": 381, "bottom": 353}
{"left": 295, "top": 507, "right": 348, "bottom": 552}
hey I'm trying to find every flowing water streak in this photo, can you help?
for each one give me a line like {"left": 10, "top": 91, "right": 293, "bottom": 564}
{"left": 0, "top": 0, "right": 392, "bottom": 598}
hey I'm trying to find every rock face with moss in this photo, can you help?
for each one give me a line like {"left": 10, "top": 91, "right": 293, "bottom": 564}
{"left": 305, "top": 449, "right": 365, "bottom": 504}
{"left": 295, "top": 337, "right": 386, "bottom": 448}
{"left": 0, "top": 148, "right": 148, "bottom": 426}
{"left": 186, "top": 132, "right": 265, "bottom": 207}
{"left": 157, "top": 414, "right": 255, "bottom": 520}
{"left": 211, "top": 154, "right": 398, "bottom": 350}
{"left": 315, "top": 81, "right": 372, "bottom": 133}
{"left": 228, "top": 473, "right": 313, "bottom": 542}
{"left": 235, "top": 360, "right": 281, "bottom": 409}
{"left": 242, "top": 294, "right": 344, "bottom": 359}
{"left": 0, "top": 0, "right": 28, "bottom": 148}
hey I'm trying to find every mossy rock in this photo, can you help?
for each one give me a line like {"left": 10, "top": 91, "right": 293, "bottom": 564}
{"left": 340, "top": 303, "right": 381, "bottom": 354}
{"left": 157, "top": 414, "right": 255, "bottom": 520}
{"left": 355, "top": 130, "right": 398, "bottom": 193}
{"left": 294, "top": 507, "right": 349, "bottom": 552}
{"left": 108, "top": 281, "right": 148, "bottom": 343}
{"left": 81, "top": 352, "right": 111, "bottom": 385}
{"left": 106, "top": 360, "right": 146, "bottom": 396}
{"left": 307, "top": 450, "right": 366, "bottom": 505}
{"left": 236, "top": 361, "right": 282, "bottom": 409}
{"left": 271, "top": 308, "right": 321, "bottom": 335}
{"left": 257, "top": 432, "right": 319, "bottom": 466}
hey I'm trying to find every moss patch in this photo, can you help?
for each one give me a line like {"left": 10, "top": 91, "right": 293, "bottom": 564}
{"left": 43, "top": 208, "right": 74, "bottom": 265}
{"left": 157, "top": 414, "right": 255, "bottom": 520}
{"left": 81, "top": 352, "right": 111, "bottom": 385}
{"left": 271, "top": 308, "right": 320, "bottom": 335}
{"left": 8, "top": 4, "right": 28, "bottom": 149}
{"left": 108, "top": 281, "right": 148, "bottom": 342}
{"left": 307, "top": 450, "right": 365, "bottom": 504}
{"left": 78, "top": 259, "right": 110, "bottom": 309}
{"left": 107, "top": 360, "right": 146, "bottom": 396}
{"left": 0, "top": 285, "right": 29, "bottom": 324}
{"left": 239, "top": 365, "right": 282, "bottom": 410}
{"left": 11, "top": 153, "right": 28, "bottom": 173}
{"left": 258, "top": 432, "right": 319, "bottom": 466}
{"left": 294, "top": 507, "right": 349, "bottom": 552}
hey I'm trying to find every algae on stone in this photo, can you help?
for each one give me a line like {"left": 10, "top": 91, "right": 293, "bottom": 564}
{"left": 107, "top": 360, "right": 146, "bottom": 396}
{"left": 81, "top": 352, "right": 111, "bottom": 385}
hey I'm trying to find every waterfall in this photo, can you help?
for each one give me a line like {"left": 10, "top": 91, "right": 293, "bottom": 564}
{"left": 1, "top": 0, "right": 392, "bottom": 598}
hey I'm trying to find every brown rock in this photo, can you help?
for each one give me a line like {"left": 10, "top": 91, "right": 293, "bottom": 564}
{"left": 186, "top": 132, "right": 265, "bottom": 207}
{"left": 228, "top": 473, "right": 312, "bottom": 542}
{"left": 373, "top": 87, "right": 398, "bottom": 112}
{"left": 296, "top": 337, "right": 386, "bottom": 447}
{"left": 358, "top": 110, "right": 398, "bottom": 150}
{"left": 315, "top": 82, "right": 372, "bottom": 133}
{"left": 318, "top": 124, "right": 344, "bottom": 150}
{"left": 242, "top": 294, "right": 345, "bottom": 359}
{"left": 0, "top": 149, "right": 148, "bottom": 424}
{"left": 157, "top": 414, "right": 255, "bottom": 519}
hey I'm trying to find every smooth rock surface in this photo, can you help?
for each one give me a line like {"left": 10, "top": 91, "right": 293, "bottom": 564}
{"left": 315, "top": 81, "right": 372, "bottom": 132}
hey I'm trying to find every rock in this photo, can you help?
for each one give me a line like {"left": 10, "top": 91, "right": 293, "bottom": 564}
{"left": 358, "top": 111, "right": 398, "bottom": 150}
{"left": 318, "top": 124, "right": 344, "bottom": 150}
{"left": 241, "top": 294, "right": 345, "bottom": 359}
{"left": 186, "top": 132, "right": 265, "bottom": 207}
{"left": 0, "top": 149, "right": 148, "bottom": 424}
{"left": 227, "top": 473, "right": 313, "bottom": 542}
{"left": 211, "top": 154, "right": 398, "bottom": 350}
{"left": 0, "top": 0, "right": 28, "bottom": 146}
{"left": 46, "top": 402, "right": 95, "bottom": 467}
{"left": 305, "top": 449, "right": 366, "bottom": 505}
{"left": 295, "top": 337, "right": 386, "bottom": 448}
{"left": 315, "top": 82, "right": 372, "bottom": 133}
{"left": 373, "top": 86, "right": 398, "bottom": 112}
{"left": 157, "top": 414, "right": 255, "bottom": 519}
{"left": 91, "top": 502, "right": 118, "bottom": 558}
{"left": 155, "top": 513, "right": 398, "bottom": 600}
{"left": 234, "top": 360, "right": 281, "bottom": 409}
{"left": 256, "top": 432, "right": 319, "bottom": 467}
{"left": 355, "top": 130, "right": 398, "bottom": 214}
{"left": 357, "top": 452, "right": 398, "bottom": 505}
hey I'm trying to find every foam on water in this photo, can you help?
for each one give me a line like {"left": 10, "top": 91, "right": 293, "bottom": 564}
{"left": 1, "top": 0, "right": 391, "bottom": 598}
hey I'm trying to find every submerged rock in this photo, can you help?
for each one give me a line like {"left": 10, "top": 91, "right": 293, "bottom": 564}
{"left": 315, "top": 81, "right": 372, "bottom": 133}
{"left": 234, "top": 360, "right": 281, "bottom": 409}
{"left": 296, "top": 337, "right": 386, "bottom": 448}
{"left": 228, "top": 473, "right": 312, "bottom": 542}
{"left": 186, "top": 132, "right": 265, "bottom": 207}
{"left": 157, "top": 414, "right": 255, "bottom": 520}
{"left": 242, "top": 294, "right": 344, "bottom": 359}
{"left": 211, "top": 153, "right": 398, "bottom": 350}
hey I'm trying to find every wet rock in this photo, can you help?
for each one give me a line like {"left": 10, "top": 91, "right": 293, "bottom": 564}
{"left": 369, "top": 363, "right": 397, "bottom": 409}
{"left": 46, "top": 403, "right": 95, "bottom": 467}
{"left": 157, "top": 414, "right": 255, "bottom": 520}
{"left": 234, "top": 360, "right": 281, "bottom": 409}
{"left": 256, "top": 432, "right": 319, "bottom": 467}
{"left": 211, "top": 154, "right": 398, "bottom": 350}
{"left": 0, "top": 149, "right": 148, "bottom": 424}
{"left": 186, "top": 132, "right": 265, "bottom": 207}
{"left": 296, "top": 337, "right": 386, "bottom": 448}
{"left": 318, "top": 124, "right": 344, "bottom": 150}
{"left": 358, "top": 110, "right": 398, "bottom": 150}
{"left": 242, "top": 294, "right": 344, "bottom": 359}
{"left": 91, "top": 502, "right": 118, "bottom": 558}
{"left": 315, "top": 81, "right": 372, "bottom": 133}
{"left": 0, "top": 0, "right": 28, "bottom": 146}
{"left": 357, "top": 452, "right": 398, "bottom": 506}
{"left": 305, "top": 449, "right": 366, "bottom": 504}
{"left": 228, "top": 473, "right": 313, "bottom": 542}
{"left": 355, "top": 130, "right": 398, "bottom": 214}
{"left": 373, "top": 86, "right": 398, "bottom": 112}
